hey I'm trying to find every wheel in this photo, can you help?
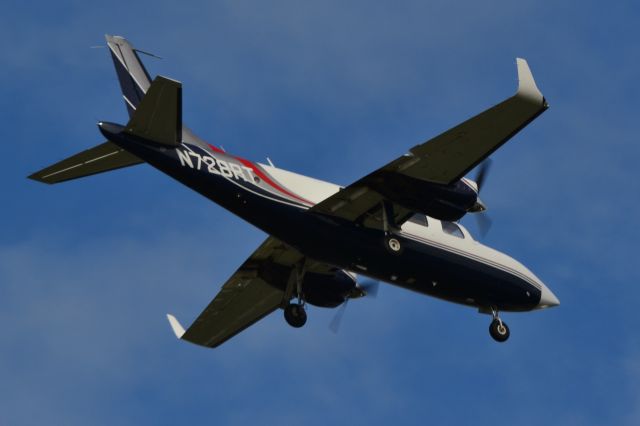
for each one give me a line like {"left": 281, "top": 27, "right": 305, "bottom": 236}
{"left": 284, "top": 303, "right": 307, "bottom": 328}
{"left": 384, "top": 235, "right": 403, "bottom": 255}
{"left": 489, "top": 319, "right": 510, "bottom": 342}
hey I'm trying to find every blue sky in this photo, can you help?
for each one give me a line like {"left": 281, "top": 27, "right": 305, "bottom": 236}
{"left": 2, "top": 0, "right": 640, "bottom": 424}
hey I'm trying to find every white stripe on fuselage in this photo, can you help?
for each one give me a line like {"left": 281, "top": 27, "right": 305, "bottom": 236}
{"left": 399, "top": 221, "right": 542, "bottom": 290}
{"left": 259, "top": 164, "right": 342, "bottom": 205}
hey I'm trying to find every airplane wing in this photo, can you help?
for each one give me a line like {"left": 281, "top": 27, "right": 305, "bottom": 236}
{"left": 166, "top": 236, "right": 334, "bottom": 348}
{"left": 28, "top": 141, "right": 143, "bottom": 184}
{"left": 310, "top": 58, "right": 547, "bottom": 225}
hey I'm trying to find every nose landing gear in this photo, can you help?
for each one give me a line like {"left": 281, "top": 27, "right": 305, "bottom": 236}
{"left": 488, "top": 306, "right": 510, "bottom": 342}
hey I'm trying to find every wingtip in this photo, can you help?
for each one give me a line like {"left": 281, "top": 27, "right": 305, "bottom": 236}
{"left": 166, "top": 314, "right": 186, "bottom": 339}
{"left": 515, "top": 58, "right": 544, "bottom": 105}
{"left": 27, "top": 170, "right": 54, "bottom": 184}
{"left": 27, "top": 175, "right": 43, "bottom": 183}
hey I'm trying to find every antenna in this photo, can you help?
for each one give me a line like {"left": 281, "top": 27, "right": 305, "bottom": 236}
{"left": 134, "top": 49, "right": 163, "bottom": 60}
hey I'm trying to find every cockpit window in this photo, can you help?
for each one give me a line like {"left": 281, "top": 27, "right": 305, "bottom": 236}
{"left": 441, "top": 221, "right": 464, "bottom": 238}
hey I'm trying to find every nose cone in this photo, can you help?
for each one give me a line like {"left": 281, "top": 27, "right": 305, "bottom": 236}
{"left": 538, "top": 284, "right": 560, "bottom": 309}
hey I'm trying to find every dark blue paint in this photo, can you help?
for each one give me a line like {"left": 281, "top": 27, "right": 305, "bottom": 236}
{"left": 99, "top": 122, "right": 541, "bottom": 312}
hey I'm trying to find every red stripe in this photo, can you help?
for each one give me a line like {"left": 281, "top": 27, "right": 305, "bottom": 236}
{"left": 238, "top": 158, "right": 312, "bottom": 205}
{"left": 207, "top": 144, "right": 225, "bottom": 153}
{"left": 205, "top": 144, "right": 312, "bottom": 205}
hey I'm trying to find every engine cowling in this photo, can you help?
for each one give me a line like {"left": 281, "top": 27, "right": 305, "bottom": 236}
{"left": 257, "top": 261, "right": 364, "bottom": 308}
{"left": 302, "top": 270, "right": 361, "bottom": 308}
{"left": 368, "top": 172, "right": 479, "bottom": 222}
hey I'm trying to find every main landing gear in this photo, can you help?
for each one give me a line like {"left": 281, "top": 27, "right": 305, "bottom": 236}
{"left": 284, "top": 302, "right": 307, "bottom": 328}
{"left": 283, "top": 259, "right": 308, "bottom": 328}
{"left": 382, "top": 201, "right": 403, "bottom": 255}
{"left": 488, "top": 306, "right": 510, "bottom": 342}
{"left": 384, "top": 235, "right": 403, "bottom": 254}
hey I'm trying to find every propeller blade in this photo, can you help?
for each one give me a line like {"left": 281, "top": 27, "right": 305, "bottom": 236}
{"left": 330, "top": 279, "right": 380, "bottom": 333}
{"left": 475, "top": 159, "right": 492, "bottom": 192}
{"left": 475, "top": 213, "right": 493, "bottom": 239}
{"left": 329, "top": 298, "right": 349, "bottom": 334}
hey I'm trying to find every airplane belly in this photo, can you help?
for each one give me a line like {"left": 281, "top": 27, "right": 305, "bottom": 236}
{"left": 287, "top": 223, "right": 542, "bottom": 312}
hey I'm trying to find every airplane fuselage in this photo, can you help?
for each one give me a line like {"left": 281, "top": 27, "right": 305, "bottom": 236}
{"left": 100, "top": 122, "right": 558, "bottom": 313}
{"left": 29, "top": 36, "right": 559, "bottom": 346}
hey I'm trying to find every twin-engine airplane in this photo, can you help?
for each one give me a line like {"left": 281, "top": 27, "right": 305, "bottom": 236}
{"left": 30, "top": 35, "right": 559, "bottom": 346}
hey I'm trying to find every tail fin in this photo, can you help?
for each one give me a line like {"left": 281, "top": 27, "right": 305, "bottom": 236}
{"left": 124, "top": 76, "right": 182, "bottom": 146}
{"left": 106, "top": 35, "right": 153, "bottom": 117}
{"left": 28, "top": 36, "right": 184, "bottom": 185}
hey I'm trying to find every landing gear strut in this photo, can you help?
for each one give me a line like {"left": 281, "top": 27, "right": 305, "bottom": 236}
{"left": 488, "top": 307, "right": 510, "bottom": 342}
{"left": 283, "top": 259, "right": 308, "bottom": 328}
{"left": 382, "top": 201, "right": 403, "bottom": 255}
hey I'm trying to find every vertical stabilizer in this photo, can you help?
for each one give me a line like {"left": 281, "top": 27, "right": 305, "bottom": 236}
{"left": 106, "top": 35, "right": 153, "bottom": 117}
{"left": 124, "top": 76, "right": 182, "bottom": 146}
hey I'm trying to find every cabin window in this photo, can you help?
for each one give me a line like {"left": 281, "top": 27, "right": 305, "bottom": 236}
{"left": 441, "top": 221, "right": 464, "bottom": 239}
{"left": 408, "top": 214, "right": 428, "bottom": 227}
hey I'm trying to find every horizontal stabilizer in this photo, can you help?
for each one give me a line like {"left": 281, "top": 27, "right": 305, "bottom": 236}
{"left": 125, "top": 76, "right": 182, "bottom": 146}
{"left": 28, "top": 141, "right": 143, "bottom": 184}
{"left": 166, "top": 314, "right": 186, "bottom": 339}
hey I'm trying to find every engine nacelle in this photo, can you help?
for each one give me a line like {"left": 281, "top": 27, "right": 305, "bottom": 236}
{"left": 257, "top": 261, "right": 361, "bottom": 308}
{"left": 366, "top": 172, "right": 478, "bottom": 222}
{"left": 302, "top": 270, "right": 359, "bottom": 308}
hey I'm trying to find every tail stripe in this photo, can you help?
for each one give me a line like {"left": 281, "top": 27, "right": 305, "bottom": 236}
{"left": 123, "top": 95, "right": 137, "bottom": 115}
{"left": 109, "top": 49, "right": 145, "bottom": 111}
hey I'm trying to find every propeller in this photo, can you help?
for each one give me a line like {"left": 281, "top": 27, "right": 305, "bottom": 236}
{"left": 329, "top": 279, "right": 379, "bottom": 334}
{"left": 472, "top": 160, "right": 493, "bottom": 238}
{"left": 329, "top": 298, "right": 350, "bottom": 334}
{"left": 475, "top": 212, "right": 493, "bottom": 239}
{"left": 475, "top": 159, "right": 492, "bottom": 192}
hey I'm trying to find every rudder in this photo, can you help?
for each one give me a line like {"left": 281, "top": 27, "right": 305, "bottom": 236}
{"left": 106, "top": 35, "right": 153, "bottom": 117}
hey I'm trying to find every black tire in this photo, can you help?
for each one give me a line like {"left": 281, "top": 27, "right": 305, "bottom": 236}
{"left": 284, "top": 303, "right": 307, "bottom": 328}
{"left": 384, "top": 235, "right": 403, "bottom": 255}
{"left": 489, "top": 319, "right": 510, "bottom": 342}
